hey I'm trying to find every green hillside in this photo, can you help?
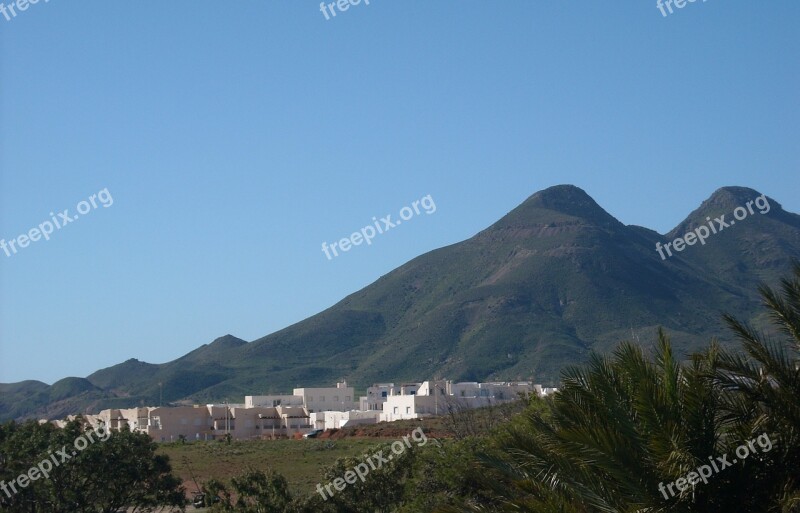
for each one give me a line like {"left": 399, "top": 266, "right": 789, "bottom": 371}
{"left": 3, "top": 185, "right": 799, "bottom": 421}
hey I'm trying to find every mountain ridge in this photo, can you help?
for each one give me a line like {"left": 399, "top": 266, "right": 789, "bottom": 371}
{"left": 3, "top": 184, "right": 800, "bottom": 422}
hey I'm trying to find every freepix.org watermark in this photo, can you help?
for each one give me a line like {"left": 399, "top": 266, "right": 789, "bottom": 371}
{"left": 319, "top": 0, "right": 369, "bottom": 21}
{"left": 316, "top": 427, "right": 428, "bottom": 501}
{"left": 0, "top": 0, "right": 49, "bottom": 22}
{"left": 655, "top": 193, "right": 770, "bottom": 261}
{"left": 1, "top": 188, "right": 114, "bottom": 258}
{"left": 659, "top": 433, "right": 773, "bottom": 499}
{"left": 321, "top": 194, "right": 436, "bottom": 261}
{"left": 0, "top": 425, "right": 111, "bottom": 500}
{"left": 656, "top": 0, "right": 708, "bottom": 18}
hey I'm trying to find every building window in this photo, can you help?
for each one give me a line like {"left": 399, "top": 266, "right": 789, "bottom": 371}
{"left": 406, "top": 407, "right": 411, "bottom": 414}
{"left": 381, "top": 391, "right": 388, "bottom": 398}
{"left": 345, "top": 396, "right": 350, "bottom": 402}
{"left": 393, "top": 407, "right": 398, "bottom": 414}
{"left": 334, "top": 396, "right": 339, "bottom": 402}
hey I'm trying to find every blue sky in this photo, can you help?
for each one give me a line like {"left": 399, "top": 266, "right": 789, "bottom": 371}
{"left": 1, "top": 1, "right": 798, "bottom": 384}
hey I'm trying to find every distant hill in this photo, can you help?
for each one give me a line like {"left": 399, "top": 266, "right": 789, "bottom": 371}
{"left": 3, "top": 185, "right": 799, "bottom": 422}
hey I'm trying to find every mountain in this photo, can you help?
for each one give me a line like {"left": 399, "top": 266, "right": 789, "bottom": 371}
{"left": 3, "top": 185, "right": 800, "bottom": 422}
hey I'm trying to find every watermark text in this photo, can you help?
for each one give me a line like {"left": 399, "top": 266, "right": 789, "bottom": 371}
{"left": 1, "top": 188, "right": 114, "bottom": 258}
{"left": 656, "top": 193, "right": 770, "bottom": 260}
{"left": 322, "top": 194, "right": 436, "bottom": 260}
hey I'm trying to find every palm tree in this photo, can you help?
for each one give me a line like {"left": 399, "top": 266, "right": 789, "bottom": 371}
{"left": 715, "top": 261, "right": 800, "bottom": 511}
{"left": 477, "top": 332, "right": 730, "bottom": 513}
{"left": 460, "top": 264, "right": 800, "bottom": 512}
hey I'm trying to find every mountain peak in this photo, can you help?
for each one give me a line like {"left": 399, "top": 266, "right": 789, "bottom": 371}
{"left": 527, "top": 184, "right": 594, "bottom": 205}
{"left": 490, "top": 184, "right": 622, "bottom": 231}
{"left": 706, "top": 186, "right": 768, "bottom": 210}
{"left": 667, "top": 186, "right": 784, "bottom": 238}
{"left": 209, "top": 335, "right": 247, "bottom": 349}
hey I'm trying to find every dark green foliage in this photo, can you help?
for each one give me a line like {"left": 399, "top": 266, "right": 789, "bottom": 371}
{"left": 714, "top": 261, "right": 800, "bottom": 511}
{"left": 318, "top": 441, "right": 418, "bottom": 513}
{"left": 450, "top": 264, "right": 800, "bottom": 513}
{"left": 397, "top": 436, "right": 504, "bottom": 512}
{"left": 0, "top": 418, "right": 185, "bottom": 512}
{"left": 203, "top": 468, "right": 295, "bottom": 512}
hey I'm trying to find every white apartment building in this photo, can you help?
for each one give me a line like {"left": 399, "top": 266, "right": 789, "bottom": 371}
{"left": 80, "top": 404, "right": 312, "bottom": 442}
{"left": 245, "top": 395, "right": 304, "bottom": 408}
{"left": 448, "top": 381, "right": 538, "bottom": 400}
{"left": 380, "top": 380, "right": 551, "bottom": 422}
{"left": 245, "top": 382, "right": 357, "bottom": 413}
{"left": 359, "top": 383, "right": 400, "bottom": 411}
{"left": 310, "top": 410, "right": 382, "bottom": 430}
{"left": 293, "top": 381, "right": 357, "bottom": 412}
{"left": 359, "top": 382, "right": 428, "bottom": 411}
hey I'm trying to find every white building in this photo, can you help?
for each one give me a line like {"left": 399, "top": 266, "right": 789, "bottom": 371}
{"left": 55, "top": 379, "right": 556, "bottom": 442}
{"left": 359, "top": 383, "right": 400, "bottom": 411}
{"left": 75, "top": 404, "right": 313, "bottom": 442}
{"left": 246, "top": 382, "right": 357, "bottom": 413}
{"left": 293, "top": 381, "right": 357, "bottom": 412}
{"left": 245, "top": 395, "right": 304, "bottom": 408}
{"left": 448, "top": 381, "right": 538, "bottom": 400}
{"left": 310, "top": 410, "right": 382, "bottom": 430}
{"left": 380, "top": 380, "right": 548, "bottom": 422}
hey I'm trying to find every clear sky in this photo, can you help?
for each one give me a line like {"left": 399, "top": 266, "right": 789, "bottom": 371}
{"left": 1, "top": 1, "right": 798, "bottom": 384}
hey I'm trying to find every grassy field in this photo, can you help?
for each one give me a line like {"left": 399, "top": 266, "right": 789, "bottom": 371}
{"left": 159, "top": 437, "right": 389, "bottom": 498}
{"left": 158, "top": 401, "right": 532, "bottom": 501}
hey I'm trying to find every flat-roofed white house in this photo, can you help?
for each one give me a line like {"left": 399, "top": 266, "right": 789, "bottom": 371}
{"left": 360, "top": 381, "right": 440, "bottom": 411}
{"left": 380, "top": 380, "right": 548, "bottom": 422}
{"left": 359, "top": 383, "right": 400, "bottom": 411}
{"left": 293, "top": 381, "right": 357, "bottom": 412}
{"left": 245, "top": 395, "right": 304, "bottom": 408}
{"left": 310, "top": 410, "right": 382, "bottom": 430}
{"left": 83, "top": 406, "right": 217, "bottom": 442}
{"left": 448, "top": 381, "right": 538, "bottom": 400}
{"left": 246, "top": 382, "right": 357, "bottom": 413}
{"left": 79, "top": 404, "right": 312, "bottom": 442}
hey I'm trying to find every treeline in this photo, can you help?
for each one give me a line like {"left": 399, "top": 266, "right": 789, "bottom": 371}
{"left": 0, "top": 419, "right": 184, "bottom": 512}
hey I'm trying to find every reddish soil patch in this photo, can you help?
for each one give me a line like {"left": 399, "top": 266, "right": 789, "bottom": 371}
{"left": 320, "top": 427, "right": 452, "bottom": 440}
